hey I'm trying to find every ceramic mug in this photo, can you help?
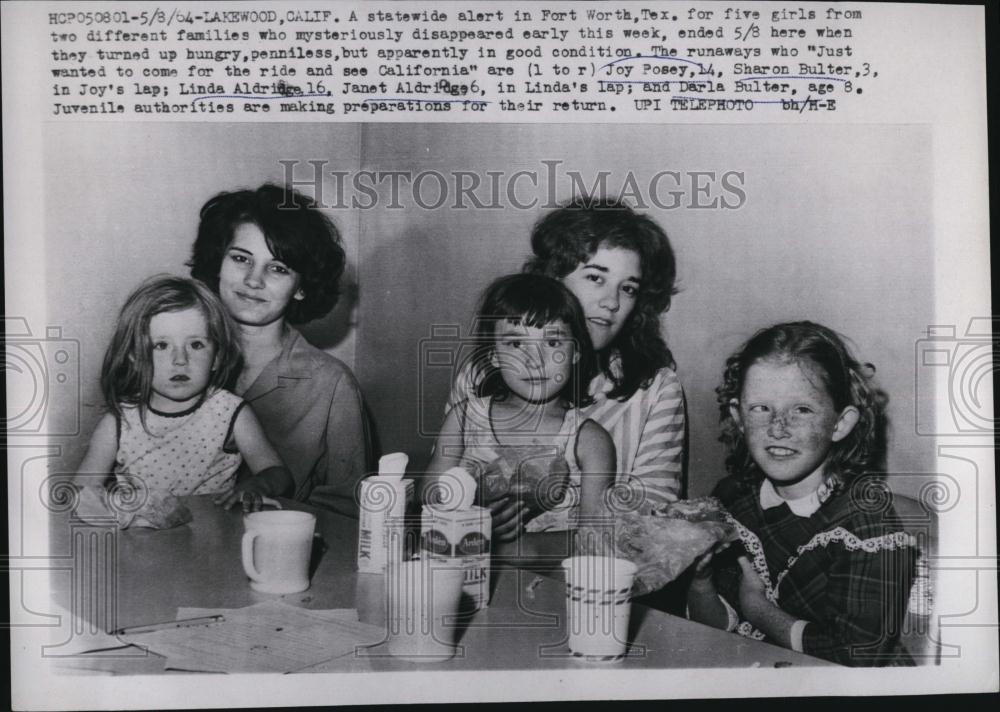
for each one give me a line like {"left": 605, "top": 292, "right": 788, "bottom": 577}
{"left": 241, "top": 510, "right": 316, "bottom": 594}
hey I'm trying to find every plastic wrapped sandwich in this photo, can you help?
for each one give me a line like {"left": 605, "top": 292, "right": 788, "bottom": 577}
{"left": 610, "top": 496, "right": 738, "bottom": 596}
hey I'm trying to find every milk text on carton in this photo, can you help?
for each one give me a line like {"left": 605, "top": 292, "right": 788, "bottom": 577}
{"left": 420, "top": 505, "right": 492, "bottom": 610}
{"left": 357, "top": 477, "right": 413, "bottom": 573}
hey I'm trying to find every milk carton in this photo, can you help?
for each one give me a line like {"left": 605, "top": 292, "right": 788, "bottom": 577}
{"left": 357, "top": 453, "right": 413, "bottom": 573}
{"left": 419, "top": 467, "right": 492, "bottom": 610}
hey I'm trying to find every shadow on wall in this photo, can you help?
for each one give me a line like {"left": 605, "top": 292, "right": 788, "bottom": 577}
{"left": 298, "top": 262, "right": 360, "bottom": 351}
{"left": 354, "top": 219, "right": 527, "bottom": 475}
{"left": 296, "top": 259, "right": 385, "bottom": 470}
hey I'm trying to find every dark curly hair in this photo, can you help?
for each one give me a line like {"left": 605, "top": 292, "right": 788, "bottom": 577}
{"left": 523, "top": 196, "right": 677, "bottom": 401}
{"left": 188, "top": 183, "right": 345, "bottom": 324}
{"left": 716, "top": 321, "right": 888, "bottom": 494}
{"left": 470, "top": 273, "right": 597, "bottom": 409}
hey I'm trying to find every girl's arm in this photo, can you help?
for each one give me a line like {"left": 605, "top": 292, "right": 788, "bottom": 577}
{"left": 73, "top": 413, "right": 118, "bottom": 488}
{"left": 216, "top": 406, "right": 293, "bottom": 509}
{"left": 445, "top": 360, "right": 476, "bottom": 415}
{"left": 686, "top": 549, "right": 738, "bottom": 631}
{"left": 490, "top": 419, "right": 613, "bottom": 567}
{"left": 574, "top": 419, "right": 616, "bottom": 523}
{"left": 574, "top": 419, "right": 616, "bottom": 556}
{"left": 779, "top": 529, "right": 917, "bottom": 665}
{"left": 735, "top": 557, "right": 799, "bottom": 647}
{"left": 628, "top": 369, "right": 686, "bottom": 510}
{"left": 419, "top": 405, "right": 466, "bottom": 504}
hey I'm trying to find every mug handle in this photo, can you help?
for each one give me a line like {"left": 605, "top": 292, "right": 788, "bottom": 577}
{"left": 241, "top": 531, "right": 264, "bottom": 582}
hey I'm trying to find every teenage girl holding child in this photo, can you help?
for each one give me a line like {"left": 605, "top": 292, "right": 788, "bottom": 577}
{"left": 74, "top": 276, "right": 293, "bottom": 511}
{"left": 425, "top": 273, "right": 617, "bottom": 538}
{"left": 74, "top": 189, "right": 916, "bottom": 666}
{"left": 434, "top": 201, "right": 915, "bottom": 665}
{"left": 446, "top": 198, "right": 687, "bottom": 555}
{"left": 76, "top": 184, "right": 373, "bottom": 516}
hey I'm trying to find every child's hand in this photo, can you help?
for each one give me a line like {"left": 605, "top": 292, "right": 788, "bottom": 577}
{"left": 214, "top": 482, "right": 272, "bottom": 513}
{"left": 489, "top": 496, "right": 529, "bottom": 542}
{"left": 690, "top": 541, "right": 730, "bottom": 592}
{"left": 214, "top": 489, "right": 247, "bottom": 511}
{"left": 736, "top": 555, "right": 772, "bottom": 616}
{"left": 478, "top": 460, "right": 511, "bottom": 504}
{"left": 736, "top": 556, "right": 802, "bottom": 648}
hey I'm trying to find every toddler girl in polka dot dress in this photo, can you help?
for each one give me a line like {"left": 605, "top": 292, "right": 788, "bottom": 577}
{"left": 75, "top": 276, "right": 293, "bottom": 518}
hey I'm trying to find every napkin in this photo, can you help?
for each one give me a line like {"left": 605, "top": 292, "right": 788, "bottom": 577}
{"left": 73, "top": 484, "right": 192, "bottom": 530}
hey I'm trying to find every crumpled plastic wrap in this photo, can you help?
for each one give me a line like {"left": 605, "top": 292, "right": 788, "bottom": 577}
{"left": 610, "top": 496, "right": 738, "bottom": 596}
{"left": 475, "top": 446, "right": 570, "bottom": 512}
{"left": 74, "top": 484, "right": 193, "bottom": 530}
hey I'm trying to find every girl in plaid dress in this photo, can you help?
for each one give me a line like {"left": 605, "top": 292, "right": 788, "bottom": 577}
{"left": 687, "top": 321, "right": 916, "bottom": 666}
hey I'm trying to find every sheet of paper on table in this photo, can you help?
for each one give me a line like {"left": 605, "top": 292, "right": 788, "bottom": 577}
{"left": 121, "top": 600, "right": 385, "bottom": 673}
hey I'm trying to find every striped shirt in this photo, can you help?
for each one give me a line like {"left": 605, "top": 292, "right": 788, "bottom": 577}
{"left": 448, "top": 359, "right": 686, "bottom": 513}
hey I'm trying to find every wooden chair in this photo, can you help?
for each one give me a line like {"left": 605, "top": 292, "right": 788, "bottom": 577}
{"left": 888, "top": 490, "right": 940, "bottom": 665}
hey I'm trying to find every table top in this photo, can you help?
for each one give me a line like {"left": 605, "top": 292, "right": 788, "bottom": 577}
{"left": 46, "top": 495, "right": 833, "bottom": 673}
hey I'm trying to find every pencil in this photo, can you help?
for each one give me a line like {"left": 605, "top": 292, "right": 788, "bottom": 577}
{"left": 112, "top": 614, "right": 224, "bottom": 636}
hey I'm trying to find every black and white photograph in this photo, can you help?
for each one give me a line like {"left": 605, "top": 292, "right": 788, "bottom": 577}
{"left": 5, "top": 1, "right": 996, "bottom": 708}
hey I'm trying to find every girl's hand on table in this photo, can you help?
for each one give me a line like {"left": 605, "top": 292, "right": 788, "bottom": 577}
{"left": 214, "top": 482, "right": 274, "bottom": 513}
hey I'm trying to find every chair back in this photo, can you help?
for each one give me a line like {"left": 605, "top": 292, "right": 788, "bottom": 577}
{"left": 888, "top": 490, "right": 940, "bottom": 665}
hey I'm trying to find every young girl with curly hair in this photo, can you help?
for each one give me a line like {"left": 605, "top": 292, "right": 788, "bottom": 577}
{"left": 687, "top": 321, "right": 917, "bottom": 666}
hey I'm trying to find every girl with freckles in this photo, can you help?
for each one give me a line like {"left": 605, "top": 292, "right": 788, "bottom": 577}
{"left": 688, "top": 321, "right": 917, "bottom": 666}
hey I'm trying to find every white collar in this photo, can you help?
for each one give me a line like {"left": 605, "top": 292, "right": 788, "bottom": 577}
{"left": 759, "top": 479, "right": 825, "bottom": 517}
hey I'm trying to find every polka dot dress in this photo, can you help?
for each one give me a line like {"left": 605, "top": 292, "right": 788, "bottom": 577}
{"left": 114, "top": 388, "right": 244, "bottom": 496}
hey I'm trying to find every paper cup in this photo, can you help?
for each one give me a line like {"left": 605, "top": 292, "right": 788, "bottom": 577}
{"left": 241, "top": 511, "right": 316, "bottom": 594}
{"left": 561, "top": 555, "right": 637, "bottom": 661}
{"left": 386, "top": 558, "right": 464, "bottom": 662}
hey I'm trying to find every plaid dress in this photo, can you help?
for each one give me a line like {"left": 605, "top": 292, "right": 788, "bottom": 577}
{"left": 713, "top": 476, "right": 917, "bottom": 666}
